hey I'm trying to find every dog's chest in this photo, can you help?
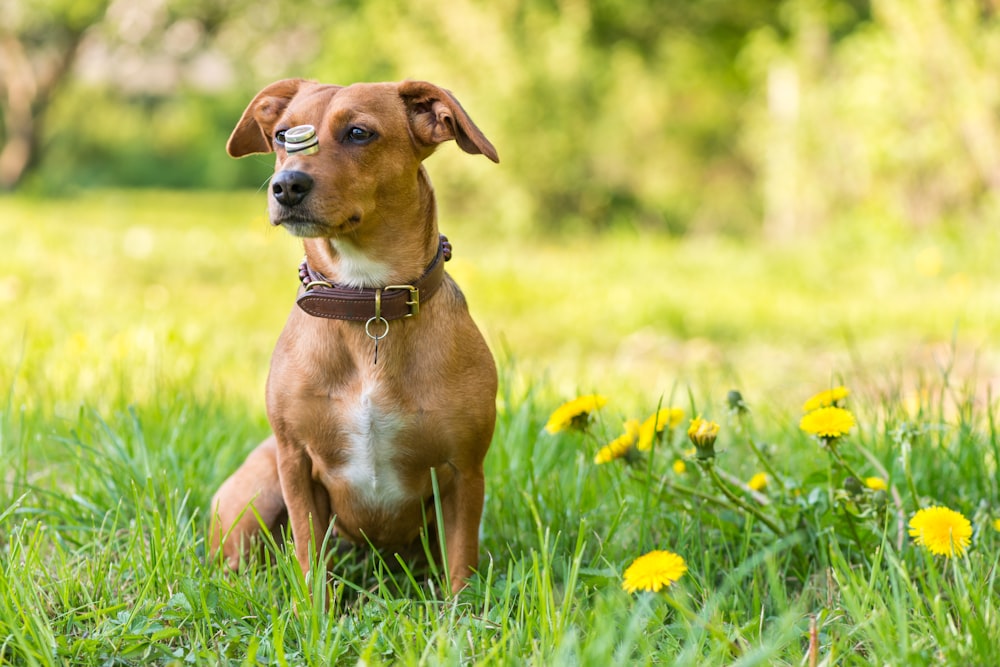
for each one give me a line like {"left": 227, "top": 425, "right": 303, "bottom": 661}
{"left": 332, "top": 386, "right": 411, "bottom": 507}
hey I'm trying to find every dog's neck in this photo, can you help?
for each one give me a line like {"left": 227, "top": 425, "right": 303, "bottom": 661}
{"left": 302, "top": 168, "right": 440, "bottom": 289}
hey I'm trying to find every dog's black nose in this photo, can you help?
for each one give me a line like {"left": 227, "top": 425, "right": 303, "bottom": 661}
{"left": 271, "top": 170, "right": 314, "bottom": 207}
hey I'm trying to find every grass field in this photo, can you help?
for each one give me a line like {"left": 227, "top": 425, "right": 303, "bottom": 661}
{"left": 2, "top": 190, "right": 999, "bottom": 665}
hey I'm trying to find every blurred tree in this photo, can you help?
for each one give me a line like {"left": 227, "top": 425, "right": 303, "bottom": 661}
{"left": 0, "top": 0, "right": 326, "bottom": 190}
{"left": 742, "top": 0, "right": 1000, "bottom": 235}
{"left": 0, "top": 0, "right": 110, "bottom": 189}
{"left": 298, "top": 0, "right": 796, "bottom": 234}
{"left": 20, "top": 0, "right": 1000, "bottom": 238}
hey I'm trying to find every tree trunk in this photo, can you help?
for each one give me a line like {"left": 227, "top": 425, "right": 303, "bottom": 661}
{"left": 0, "top": 31, "right": 81, "bottom": 190}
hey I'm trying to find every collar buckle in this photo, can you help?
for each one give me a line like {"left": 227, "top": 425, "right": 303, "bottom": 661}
{"left": 383, "top": 285, "right": 419, "bottom": 317}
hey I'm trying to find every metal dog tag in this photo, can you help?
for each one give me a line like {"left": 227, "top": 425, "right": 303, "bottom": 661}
{"left": 285, "top": 124, "right": 319, "bottom": 155}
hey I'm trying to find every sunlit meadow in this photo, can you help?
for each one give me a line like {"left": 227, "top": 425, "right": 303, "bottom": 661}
{"left": 2, "top": 190, "right": 1000, "bottom": 664}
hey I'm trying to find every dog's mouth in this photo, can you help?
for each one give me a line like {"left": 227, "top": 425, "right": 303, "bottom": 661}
{"left": 271, "top": 212, "right": 362, "bottom": 238}
{"left": 272, "top": 214, "right": 329, "bottom": 238}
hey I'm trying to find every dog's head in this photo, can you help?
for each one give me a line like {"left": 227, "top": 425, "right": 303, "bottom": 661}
{"left": 227, "top": 79, "right": 498, "bottom": 238}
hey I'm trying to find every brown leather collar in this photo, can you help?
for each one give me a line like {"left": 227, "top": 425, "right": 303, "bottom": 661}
{"left": 295, "top": 235, "right": 452, "bottom": 321}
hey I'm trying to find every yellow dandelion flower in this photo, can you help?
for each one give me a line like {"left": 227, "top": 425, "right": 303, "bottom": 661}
{"left": 687, "top": 416, "right": 720, "bottom": 445}
{"left": 747, "top": 472, "right": 768, "bottom": 491}
{"left": 544, "top": 394, "right": 607, "bottom": 434}
{"left": 799, "top": 407, "right": 856, "bottom": 439}
{"left": 864, "top": 476, "right": 887, "bottom": 492}
{"left": 622, "top": 549, "right": 687, "bottom": 593}
{"left": 594, "top": 420, "right": 641, "bottom": 465}
{"left": 908, "top": 506, "right": 972, "bottom": 558}
{"left": 802, "top": 386, "right": 850, "bottom": 412}
{"left": 993, "top": 518, "right": 1000, "bottom": 533}
{"left": 672, "top": 459, "right": 686, "bottom": 474}
{"left": 635, "top": 407, "right": 684, "bottom": 451}
{"left": 687, "top": 416, "right": 720, "bottom": 459}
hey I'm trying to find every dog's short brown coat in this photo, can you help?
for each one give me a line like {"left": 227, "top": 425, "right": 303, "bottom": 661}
{"left": 210, "top": 79, "right": 498, "bottom": 593}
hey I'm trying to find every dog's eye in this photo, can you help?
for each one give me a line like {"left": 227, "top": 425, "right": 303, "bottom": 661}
{"left": 347, "top": 127, "right": 376, "bottom": 144}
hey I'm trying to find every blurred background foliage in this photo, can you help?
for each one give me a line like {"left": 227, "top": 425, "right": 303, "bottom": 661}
{"left": 3, "top": 0, "right": 1000, "bottom": 236}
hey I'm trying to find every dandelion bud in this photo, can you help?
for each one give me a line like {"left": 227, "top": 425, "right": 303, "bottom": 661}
{"left": 843, "top": 476, "right": 863, "bottom": 496}
{"left": 872, "top": 490, "right": 888, "bottom": 511}
{"left": 687, "top": 417, "right": 720, "bottom": 459}
{"left": 726, "top": 389, "right": 749, "bottom": 414}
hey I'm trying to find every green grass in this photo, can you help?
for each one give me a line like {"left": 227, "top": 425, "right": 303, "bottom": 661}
{"left": 2, "top": 190, "right": 999, "bottom": 665}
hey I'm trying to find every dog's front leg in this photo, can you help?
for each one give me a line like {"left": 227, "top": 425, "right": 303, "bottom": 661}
{"left": 277, "top": 443, "right": 328, "bottom": 577}
{"left": 441, "top": 465, "right": 486, "bottom": 594}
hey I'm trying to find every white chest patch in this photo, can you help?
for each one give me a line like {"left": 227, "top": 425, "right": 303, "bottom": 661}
{"left": 337, "top": 387, "right": 409, "bottom": 508}
{"left": 332, "top": 240, "right": 392, "bottom": 288}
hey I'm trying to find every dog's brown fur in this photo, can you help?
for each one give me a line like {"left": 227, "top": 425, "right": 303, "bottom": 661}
{"left": 209, "top": 79, "right": 498, "bottom": 593}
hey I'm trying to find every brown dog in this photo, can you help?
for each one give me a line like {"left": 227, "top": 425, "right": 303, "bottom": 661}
{"left": 209, "top": 79, "right": 498, "bottom": 594}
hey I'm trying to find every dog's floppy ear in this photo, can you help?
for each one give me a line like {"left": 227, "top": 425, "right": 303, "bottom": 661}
{"left": 227, "top": 78, "right": 310, "bottom": 158}
{"left": 399, "top": 81, "right": 499, "bottom": 163}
